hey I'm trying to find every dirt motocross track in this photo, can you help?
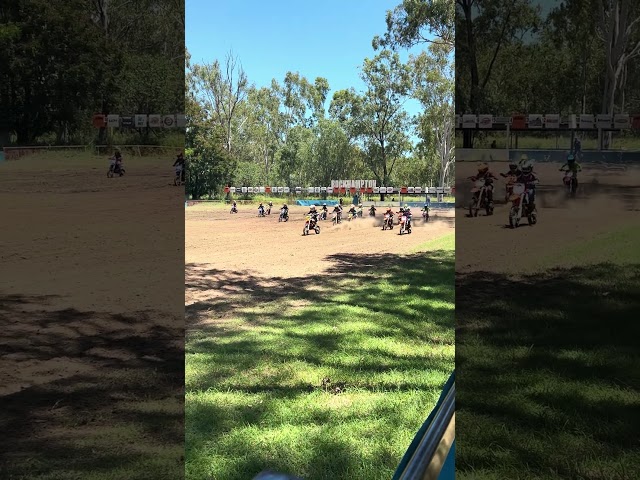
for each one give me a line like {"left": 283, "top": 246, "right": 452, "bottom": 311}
{"left": 455, "top": 161, "right": 640, "bottom": 274}
{"left": 185, "top": 205, "right": 454, "bottom": 317}
{"left": 0, "top": 153, "right": 184, "bottom": 478}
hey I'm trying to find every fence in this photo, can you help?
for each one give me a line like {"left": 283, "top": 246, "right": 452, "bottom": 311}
{"left": 2, "top": 144, "right": 180, "bottom": 160}
{"left": 457, "top": 148, "right": 640, "bottom": 163}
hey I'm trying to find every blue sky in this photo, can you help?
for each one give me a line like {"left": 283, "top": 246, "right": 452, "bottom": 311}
{"left": 185, "top": 0, "right": 425, "bottom": 119}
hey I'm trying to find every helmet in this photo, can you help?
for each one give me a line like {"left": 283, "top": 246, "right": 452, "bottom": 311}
{"left": 521, "top": 160, "right": 533, "bottom": 173}
{"left": 567, "top": 154, "right": 575, "bottom": 162}
{"left": 519, "top": 154, "right": 528, "bottom": 163}
{"left": 322, "top": 203, "right": 326, "bottom": 206}
{"left": 399, "top": 207, "right": 404, "bottom": 212}
{"left": 477, "top": 162, "right": 488, "bottom": 173}
{"left": 283, "top": 203, "right": 287, "bottom": 207}
{"left": 310, "top": 205, "right": 316, "bottom": 210}
{"left": 508, "top": 162, "right": 518, "bottom": 171}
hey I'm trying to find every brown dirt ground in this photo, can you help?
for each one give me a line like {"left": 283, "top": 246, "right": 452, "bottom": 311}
{"left": 0, "top": 153, "right": 184, "bottom": 478}
{"left": 455, "top": 161, "right": 640, "bottom": 274}
{"left": 185, "top": 205, "right": 454, "bottom": 324}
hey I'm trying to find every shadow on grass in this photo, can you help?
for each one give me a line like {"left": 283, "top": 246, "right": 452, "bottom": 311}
{"left": 0, "top": 294, "right": 184, "bottom": 480}
{"left": 456, "top": 264, "right": 640, "bottom": 479}
{"left": 185, "top": 249, "right": 455, "bottom": 480}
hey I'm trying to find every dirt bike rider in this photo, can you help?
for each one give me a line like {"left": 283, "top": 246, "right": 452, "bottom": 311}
{"left": 357, "top": 203, "right": 364, "bottom": 217}
{"left": 517, "top": 154, "right": 529, "bottom": 169}
{"left": 231, "top": 200, "right": 238, "bottom": 212}
{"left": 421, "top": 204, "right": 430, "bottom": 217}
{"left": 347, "top": 204, "right": 358, "bottom": 218}
{"left": 280, "top": 203, "right": 289, "bottom": 218}
{"left": 258, "top": 202, "right": 265, "bottom": 216}
{"left": 500, "top": 161, "right": 521, "bottom": 179}
{"left": 403, "top": 206, "right": 413, "bottom": 227}
{"left": 559, "top": 153, "right": 582, "bottom": 176}
{"left": 516, "top": 160, "right": 539, "bottom": 209}
{"left": 173, "top": 151, "right": 185, "bottom": 182}
{"left": 331, "top": 204, "right": 342, "bottom": 222}
{"left": 384, "top": 205, "right": 394, "bottom": 223}
{"left": 110, "top": 148, "right": 123, "bottom": 172}
{"left": 267, "top": 201, "right": 273, "bottom": 214}
{"left": 469, "top": 162, "right": 497, "bottom": 208}
{"left": 320, "top": 203, "right": 328, "bottom": 219}
{"left": 369, "top": 204, "right": 376, "bottom": 216}
{"left": 307, "top": 205, "right": 320, "bottom": 227}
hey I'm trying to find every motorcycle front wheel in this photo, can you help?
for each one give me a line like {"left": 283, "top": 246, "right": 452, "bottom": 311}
{"left": 509, "top": 206, "right": 520, "bottom": 229}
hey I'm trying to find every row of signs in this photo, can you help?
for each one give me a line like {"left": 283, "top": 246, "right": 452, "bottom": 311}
{"left": 224, "top": 186, "right": 453, "bottom": 194}
{"left": 92, "top": 114, "right": 186, "bottom": 128}
{"left": 456, "top": 114, "right": 636, "bottom": 129}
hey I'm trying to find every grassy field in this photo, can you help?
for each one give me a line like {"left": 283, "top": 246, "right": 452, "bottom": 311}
{"left": 456, "top": 225, "right": 640, "bottom": 480}
{"left": 185, "top": 234, "right": 455, "bottom": 480}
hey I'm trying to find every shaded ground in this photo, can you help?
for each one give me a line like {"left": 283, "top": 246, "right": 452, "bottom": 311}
{"left": 455, "top": 161, "right": 640, "bottom": 479}
{"left": 0, "top": 153, "right": 184, "bottom": 480}
{"left": 185, "top": 206, "right": 455, "bottom": 479}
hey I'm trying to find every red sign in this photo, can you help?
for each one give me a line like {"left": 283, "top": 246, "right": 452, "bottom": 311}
{"left": 92, "top": 114, "right": 106, "bottom": 128}
{"left": 265, "top": 186, "right": 271, "bottom": 193}
{"left": 349, "top": 187, "right": 356, "bottom": 194}
{"left": 366, "top": 187, "right": 373, "bottom": 194}
{"left": 511, "top": 114, "right": 526, "bottom": 129}
{"left": 339, "top": 187, "right": 346, "bottom": 194}
{"left": 400, "top": 186, "right": 408, "bottom": 194}
{"left": 224, "top": 186, "right": 230, "bottom": 193}
{"left": 359, "top": 187, "right": 366, "bottom": 193}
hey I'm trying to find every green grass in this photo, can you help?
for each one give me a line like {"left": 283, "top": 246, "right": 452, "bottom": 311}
{"left": 456, "top": 226, "right": 640, "bottom": 479}
{"left": 185, "top": 241, "right": 455, "bottom": 479}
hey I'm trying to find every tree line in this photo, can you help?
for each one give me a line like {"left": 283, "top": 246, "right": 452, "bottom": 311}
{"left": 0, "top": 0, "right": 184, "bottom": 146}
{"left": 185, "top": 1, "right": 454, "bottom": 199}
{"left": 455, "top": 0, "right": 640, "bottom": 146}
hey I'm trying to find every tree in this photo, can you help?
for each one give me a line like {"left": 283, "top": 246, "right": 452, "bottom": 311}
{"left": 373, "top": 0, "right": 455, "bottom": 49}
{"left": 412, "top": 43, "right": 454, "bottom": 187}
{"left": 330, "top": 51, "right": 413, "bottom": 192}
{"left": 191, "top": 51, "right": 248, "bottom": 154}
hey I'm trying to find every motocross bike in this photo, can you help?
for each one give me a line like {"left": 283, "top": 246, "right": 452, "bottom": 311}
{"left": 302, "top": 215, "right": 320, "bottom": 235}
{"left": 422, "top": 210, "right": 430, "bottom": 222}
{"left": 560, "top": 169, "right": 578, "bottom": 197}
{"left": 266, "top": 205, "right": 272, "bottom": 215}
{"left": 501, "top": 173, "right": 517, "bottom": 202}
{"left": 320, "top": 210, "right": 328, "bottom": 220}
{"left": 399, "top": 215, "right": 412, "bottom": 235}
{"left": 173, "top": 166, "right": 184, "bottom": 186}
{"left": 468, "top": 178, "right": 493, "bottom": 216}
{"left": 332, "top": 212, "right": 342, "bottom": 225}
{"left": 258, "top": 207, "right": 266, "bottom": 217}
{"left": 382, "top": 213, "right": 394, "bottom": 230}
{"left": 230, "top": 205, "right": 238, "bottom": 214}
{"left": 369, "top": 207, "right": 376, "bottom": 217}
{"left": 347, "top": 212, "right": 357, "bottom": 222}
{"left": 107, "top": 163, "right": 125, "bottom": 178}
{"left": 279, "top": 208, "right": 289, "bottom": 222}
{"left": 508, "top": 183, "right": 537, "bottom": 228}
